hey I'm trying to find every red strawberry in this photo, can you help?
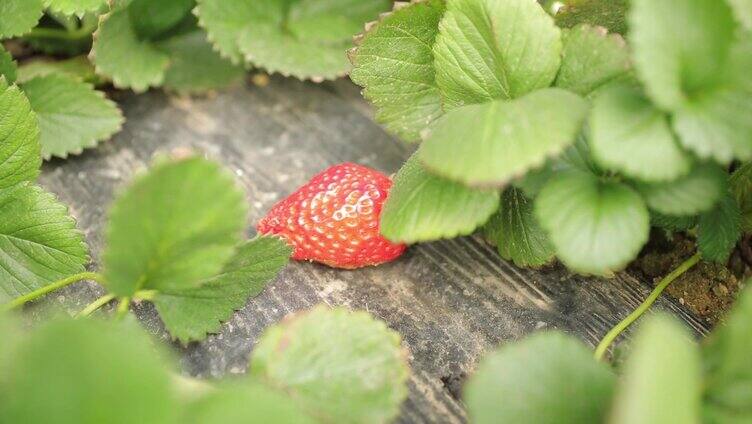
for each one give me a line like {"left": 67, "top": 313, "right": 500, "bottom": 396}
{"left": 257, "top": 163, "right": 406, "bottom": 269}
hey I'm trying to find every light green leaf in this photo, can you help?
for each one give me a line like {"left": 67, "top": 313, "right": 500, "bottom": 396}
{"left": 21, "top": 75, "right": 123, "bottom": 160}
{"left": 703, "top": 285, "right": 752, "bottom": 422}
{"left": 380, "top": 154, "right": 499, "bottom": 243}
{"left": 0, "top": 318, "right": 178, "bottom": 424}
{"left": 0, "top": 45, "right": 16, "bottom": 83}
{"left": 698, "top": 193, "right": 742, "bottom": 263}
{"left": 91, "top": 6, "right": 170, "bottom": 92}
{"left": 152, "top": 236, "right": 291, "bottom": 343}
{"left": 433, "top": 0, "right": 561, "bottom": 108}
{"left": 629, "top": 0, "right": 736, "bottom": 110}
{"left": 45, "top": 0, "right": 107, "bottom": 17}
{"left": 555, "top": 24, "right": 630, "bottom": 96}
{"left": 349, "top": 0, "right": 445, "bottom": 142}
{"left": 552, "top": 0, "right": 628, "bottom": 34}
{"left": 127, "top": 0, "right": 194, "bottom": 39}
{"left": 589, "top": 83, "right": 691, "bottom": 182}
{"left": 419, "top": 88, "right": 588, "bottom": 186}
{"left": 637, "top": 163, "right": 727, "bottom": 217}
{"left": 16, "top": 56, "right": 98, "bottom": 84}
{"left": 729, "top": 0, "right": 752, "bottom": 30}
{"left": 0, "top": 77, "right": 40, "bottom": 190}
{"left": 536, "top": 171, "right": 649, "bottom": 276}
{"left": 730, "top": 162, "right": 752, "bottom": 233}
{"left": 0, "top": 0, "right": 44, "bottom": 39}
{"left": 251, "top": 306, "right": 409, "bottom": 424}
{"left": 610, "top": 315, "right": 702, "bottom": 424}
{"left": 0, "top": 184, "right": 89, "bottom": 304}
{"left": 158, "top": 30, "right": 245, "bottom": 94}
{"left": 103, "top": 157, "right": 248, "bottom": 297}
{"left": 465, "top": 332, "right": 615, "bottom": 424}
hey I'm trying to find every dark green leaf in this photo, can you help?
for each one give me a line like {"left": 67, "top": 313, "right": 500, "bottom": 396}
{"left": 637, "top": 163, "right": 727, "bottom": 216}
{"left": 127, "top": 0, "right": 194, "bottom": 39}
{"left": 698, "top": 193, "right": 742, "bottom": 263}
{"left": 552, "top": 0, "right": 628, "bottom": 34}
{"left": 730, "top": 162, "right": 752, "bottom": 233}
{"left": 650, "top": 212, "right": 697, "bottom": 232}
{"left": 0, "top": 77, "right": 40, "bottom": 190}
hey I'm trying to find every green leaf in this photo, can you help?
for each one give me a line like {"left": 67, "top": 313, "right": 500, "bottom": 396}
{"left": 730, "top": 162, "right": 752, "bottom": 233}
{"left": 251, "top": 306, "right": 409, "bottom": 424}
{"left": 0, "top": 77, "right": 40, "bottom": 190}
{"left": 650, "top": 212, "right": 697, "bottom": 232}
{"left": 91, "top": 6, "right": 170, "bottom": 92}
{"left": 589, "top": 83, "right": 691, "bottom": 182}
{"left": 729, "top": 0, "right": 752, "bottom": 30}
{"left": 103, "top": 157, "right": 248, "bottom": 297}
{"left": 152, "top": 236, "right": 291, "bottom": 343}
{"left": 419, "top": 88, "right": 588, "bottom": 186}
{"left": 703, "top": 285, "right": 752, "bottom": 422}
{"left": 0, "top": 0, "right": 44, "bottom": 39}
{"left": 127, "top": 0, "right": 194, "bottom": 39}
{"left": 16, "top": 56, "right": 98, "bottom": 84}
{"left": 0, "top": 45, "right": 16, "bottom": 83}
{"left": 0, "top": 318, "right": 178, "bottom": 424}
{"left": 158, "top": 30, "right": 245, "bottom": 94}
{"left": 483, "top": 188, "right": 555, "bottom": 267}
{"left": 0, "top": 184, "right": 89, "bottom": 304}
{"left": 465, "top": 332, "right": 615, "bottom": 424}
{"left": 45, "top": 0, "right": 107, "bottom": 17}
{"left": 637, "top": 163, "right": 727, "bottom": 217}
{"left": 552, "top": 0, "right": 628, "bottom": 34}
{"left": 349, "top": 0, "right": 445, "bottom": 142}
{"left": 433, "top": 0, "right": 561, "bottom": 108}
{"left": 194, "top": 0, "right": 255, "bottom": 63}
{"left": 698, "top": 193, "right": 742, "bottom": 263}
{"left": 21, "top": 75, "right": 123, "bottom": 159}
{"left": 380, "top": 154, "right": 499, "bottom": 243}
{"left": 610, "top": 315, "right": 702, "bottom": 424}
{"left": 535, "top": 171, "right": 649, "bottom": 276}
{"left": 629, "top": 0, "right": 736, "bottom": 110}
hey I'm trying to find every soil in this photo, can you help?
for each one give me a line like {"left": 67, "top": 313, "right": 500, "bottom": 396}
{"left": 630, "top": 232, "right": 751, "bottom": 326}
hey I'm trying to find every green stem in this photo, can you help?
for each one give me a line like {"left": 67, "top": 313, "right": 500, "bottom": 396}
{"left": 115, "top": 297, "right": 131, "bottom": 319}
{"left": 2, "top": 272, "right": 105, "bottom": 311}
{"left": 76, "top": 294, "right": 116, "bottom": 318}
{"left": 594, "top": 253, "right": 702, "bottom": 361}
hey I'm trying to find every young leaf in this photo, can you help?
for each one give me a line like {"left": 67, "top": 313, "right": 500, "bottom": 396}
{"left": 535, "top": 170, "right": 649, "bottom": 276}
{"left": 730, "top": 162, "right": 752, "bottom": 233}
{"left": 0, "top": 0, "right": 44, "bottom": 39}
{"left": 698, "top": 194, "right": 742, "bottom": 263}
{"left": 45, "top": 0, "right": 108, "bottom": 17}
{"left": 349, "top": 0, "right": 445, "bottom": 142}
{"left": 103, "top": 157, "right": 248, "bottom": 298}
{"left": 419, "top": 88, "right": 588, "bottom": 186}
{"left": 555, "top": 24, "right": 631, "bottom": 96}
{"left": 0, "top": 45, "right": 16, "bottom": 83}
{"left": 152, "top": 236, "right": 291, "bottom": 343}
{"left": 380, "top": 154, "right": 499, "bottom": 243}
{"left": 483, "top": 188, "right": 555, "bottom": 267}
{"left": 0, "top": 184, "right": 89, "bottom": 303}
{"left": 0, "top": 318, "right": 178, "bottom": 424}
{"left": 465, "top": 332, "right": 615, "bottom": 424}
{"left": 637, "top": 163, "right": 727, "bottom": 217}
{"left": 0, "top": 77, "right": 41, "bottom": 190}
{"left": 610, "top": 315, "right": 702, "bottom": 424}
{"left": 433, "top": 0, "right": 561, "bottom": 108}
{"left": 553, "top": 0, "right": 628, "bottom": 34}
{"left": 629, "top": 0, "right": 735, "bottom": 110}
{"left": 251, "top": 306, "right": 409, "bottom": 423}
{"left": 21, "top": 75, "right": 123, "bottom": 159}
{"left": 16, "top": 56, "right": 98, "bottom": 84}
{"left": 589, "top": 83, "right": 691, "bottom": 182}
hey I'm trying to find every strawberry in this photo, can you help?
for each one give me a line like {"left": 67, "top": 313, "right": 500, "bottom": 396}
{"left": 257, "top": 163, "right": 406, "bottom": 269}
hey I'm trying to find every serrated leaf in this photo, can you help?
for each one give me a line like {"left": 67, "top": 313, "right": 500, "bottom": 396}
{"left": 380, "top": 154, "right": 499, "bottom": 243}
{"left": 127, "top": 0, "right": 194, "bottom": 39}
{"left": 0, "top": 0, "right": 44, "bottom": 39}
{"left": 555, "top": 24, "right": 630, "bottom": 96}
{"left": 21, "top": 75, "right": 123, "bottom": 159}
{"left": 0, "top": 77, "right": 40, "bottom": 190}
{"left": 465, "top": 332, "right": 615, "bottom": 424}
{"left": 553, "top": 0, "right": 628, "bottom": 34}
{"left": 730, "top": 162, "right": 752, "bottom": 233}
{"left": 483, "top": 187, "right": 555, "bottom": 267}
{"left": 536, "top": 170, "right": 649, "bottom": 276}
{"left": 251, "top": 306, "right": 409, "bottom": 424}
{"left": 194, "top": 0, "right": 256, "bottom": 63}
{"left": 103, "top": 157, "right": 248, "bottom": 297}
{"left": 0, "top": 184, "right": 89, "bottom": 304}
{"left": 91, "top": 6, "right": 170, "bottom": 92}
{"left": 158, "top": 30, "right": 245, "bottom": 94}
{"left": 0, "top": 45, "right": 16, "bottom": 83}
{"left": 0, "top": 318, "right": 178, "bottom": 424}
{"left": 152, "top": 236, "right": 291, "bottom": 343}
{"left": 637, "top": 163, "right": 727, "bottom": 217}
{"left": 610, "top": 315, "right": 702, "bottom": 424}
{"left": 349, "top": 0, "right": 445, "bottom": 142}
{"left": 45, "top": 0, "right": 107, "bottom": 16}
{"left": 433, "top": 0, "right": 561, "bottom": 108}
{"left": 419, "top": 88, "right": 588, "bottom": 186}
{"left": 589, "top": 83, "right": 691, "bottom": 182}
{"left": 650, "top": 212, "right": 697, "bottom": 232}
{"left": 629, "top": 0, "right": 736, "bottom": 110}
{"left": 16, "top": 56, "right": 98, "bottom": 84}
{"left": 698, "top": 193, "right": 742, "bottom": 263}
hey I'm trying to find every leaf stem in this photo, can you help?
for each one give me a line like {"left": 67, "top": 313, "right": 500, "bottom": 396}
{"left": 115, "top": 297, "right": 131, "bottom": 319}
{"left": 76, "top": 293, "right": 116, "bottom": 318}
{"left": 594, "top": 253, "right": 702, "bottom": 361}
{"left": 2, "top": 272, "right": 105, "bottom": 311}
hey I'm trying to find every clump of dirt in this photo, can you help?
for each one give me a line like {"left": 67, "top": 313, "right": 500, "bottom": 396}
{"left": 631, "top": 232, "right": 750, "bottom": 326}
